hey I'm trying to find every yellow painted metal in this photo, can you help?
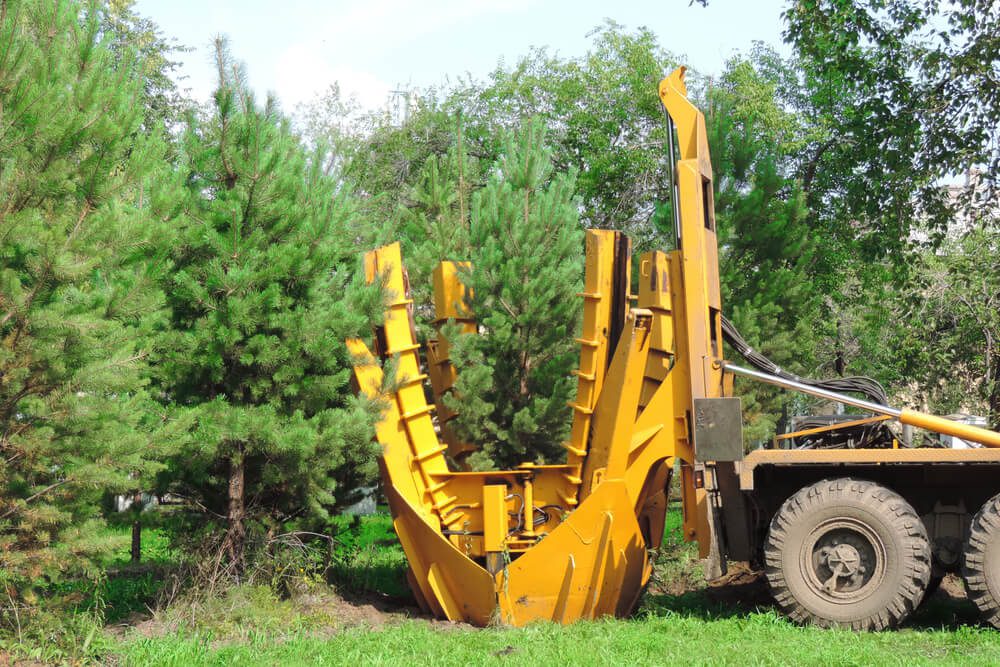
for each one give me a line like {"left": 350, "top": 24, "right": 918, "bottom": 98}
{"left": 349, "top": 245, "right": 677, "bottom": 625}
{"left": 426, "top": 466, "right": 571, "bottom": 556}
{"left": 347, "top": 339, "right": 438, "bottom": 528}
{"left": 899, "top": 409, "right": 1000, "bottom": 448}
{"left": 626, "top": 253, "right": 681, "bottom": 553}
{"left": 358, "top": 243, "right": 461, "bottom": 525}
{"left": 482, "top": 484, "right": 508, "bottom": 573}
{"left": 659, "top": 67, "right": 724, "bottom": 402}
{"left": 564, "top": 230, "right": 619, "bottom": 503}
{"left": 345, "top": 67, "right": 734, "bottom": 626}
{"left": 740, "top": 447, "right": 1000, "bottom": 490}
{"left": 384, "top": 482, "right": 496, "bottom": 624}
{"left": 637, "top": 251, "right": 674, "bottom": 410}
{"left": 665, "top": 213, "right": 705, "bottom": 539}
{"left": 427, "top": 261, "right": 477, "bottom": 466}
{"left": 497, "top": 480, "right": 647, "bottom": 625}
{"left": 432, "top": 261, "right": 474, "bottom": 330}
{"left": 580, "top": 310, "right": 652, "bottom": 498}
{"left": 657, "top": 67, "right": 726, "bottom": 554}
{"left": 345, "top": 64, "right": 1000, "bottom": 629}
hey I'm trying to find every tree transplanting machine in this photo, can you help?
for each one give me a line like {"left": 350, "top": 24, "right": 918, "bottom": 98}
{"left": 347, "top": 68, "right": 1000, "bottom": 630}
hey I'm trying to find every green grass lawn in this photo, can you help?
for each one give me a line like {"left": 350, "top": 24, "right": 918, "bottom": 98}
{"left": 118, "top": 606, "right": 1000, "bottom": 667}
{"left": 6, "top": 506, "right": 999, "bottom": 665}
{"left": 110, "top": 506, "right": 998, "bottom": 667}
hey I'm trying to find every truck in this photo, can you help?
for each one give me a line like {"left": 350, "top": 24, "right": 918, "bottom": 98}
{"left": 346, "top": 66, "right": 1000, "bottom": 630}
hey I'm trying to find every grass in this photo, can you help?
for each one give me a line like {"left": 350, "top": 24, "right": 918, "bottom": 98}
{"left": 0, "top": 525, "right": 182, "bottom": 662}
{"left": 45, "top": 524, "right": 181, "bottom": 623}
{"left": 110, "top": 505, "right": 1000, "bottom": 666}
{"left": 6, "top": 506, "right": 1000, "bottom": 665}
{"left": 327, "top": 513, "right": 411, "bottom": 599}
{"left": 118, "top": 609, "right": 1000, "bottom": 666}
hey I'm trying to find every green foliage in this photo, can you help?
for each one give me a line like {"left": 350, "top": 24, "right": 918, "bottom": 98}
{"left": 0, "top": 607, "right": 113, "bottom": 664}
{"left": 403, "top": 148, "right": 471, "bottom": 262}
{"left": 118, "top": 599, "right": 999, "bottom": 666}
{"left": 295, "top": 84, "right": 367, "bottom": 181}
{"left": 782, "top": 1, "right": 1000, "bottom": 416}
{"left": 345, "top": 101, "right": 460, "bottom": 228}
{"left": 319, "top": 23, "right": 681, "bottom": 249}
{"left": 144, "top": 584, "right": 319, "bottom": 641}
{"left": 784, "top": 0, "right": 999, "bottom": 240}
{"left": 13, "top": 508, "right": 987, "bottom": 664}
{"left": 102, "top": 523, "right": 179, "bottom": 567}
{"left": 445, "top": 22, "right": 679, "bottom": 246}
{"left": 446, "top": 121, "right": 583, "bottom": 468}
{"left": 328, "top": 513, "right": 409, "bottom": 599}
{"left": 397, "top": 133, "right": 476, "bottom": 336}
{"left": 707, "top": 53, "right": 833, "bottom": 443}
{"left": 0, "top": 0, "right": 171, "bottom": 595}
{"left": 335, "top": 28, "right": 869, "bottom": 446}
{"left": 48, "top": 568, "right": 164, "bottom": 624}
{"left": 101, "top": 0, "right": 191, "bottom": 131}
{"left": 856, "top": 226, "right": 1000, "bottom": 428}
{"left": 150, "top": 39, "right": 379, "bottom": 567}
{"left": 4, "top": 2, "right": 1000, "bottom": 653}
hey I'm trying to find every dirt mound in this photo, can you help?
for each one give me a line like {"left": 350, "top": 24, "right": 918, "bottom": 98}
{"left": 704, "top": 562, "right": 772, "bottom": 610}
{"left": 296, "top": 590, "right": 421, "bottom": 629}
{"left": 110, "top": 585, "right": 464, "bottom": 642}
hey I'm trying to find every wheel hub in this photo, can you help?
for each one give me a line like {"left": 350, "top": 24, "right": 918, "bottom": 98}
{"left": 802, "top": 518, "right": 886, "bottom": 604}
{"left": 820, "top": 543, "right": 862, "bottom": 591}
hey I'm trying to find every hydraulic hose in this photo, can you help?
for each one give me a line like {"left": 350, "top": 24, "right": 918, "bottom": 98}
{"left": 724, "top": 361, "right": 1000, "bottom": 449}
{"left": 721, "top": 315, "right": 888, "bottom": 405}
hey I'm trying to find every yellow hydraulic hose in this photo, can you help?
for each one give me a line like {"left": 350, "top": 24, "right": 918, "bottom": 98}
{"left": 899, "top": 409, "right": 1000, "bottom": 448}
{"left": 724, "top": 362, "right": 1000, "bottom": 449}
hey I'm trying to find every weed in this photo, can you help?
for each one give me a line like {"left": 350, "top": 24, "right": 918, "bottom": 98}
{"left": 328, "top": 514, "right": 410, "bottom": 599}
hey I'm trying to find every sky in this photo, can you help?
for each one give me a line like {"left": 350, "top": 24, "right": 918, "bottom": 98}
{"left": 134, "top": 0, "right": 790, "bottom": 114}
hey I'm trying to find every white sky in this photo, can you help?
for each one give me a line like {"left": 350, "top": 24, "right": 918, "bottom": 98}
{"left": 135, "top": 0, "right": 790, "bottom": 113}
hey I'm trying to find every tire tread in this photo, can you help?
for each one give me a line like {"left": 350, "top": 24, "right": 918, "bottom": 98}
{"left": 963, "top": 492, "right": 1000, "bottom": 628}
{"left": 764, "top": 477, "right": 931, "bottom": 630}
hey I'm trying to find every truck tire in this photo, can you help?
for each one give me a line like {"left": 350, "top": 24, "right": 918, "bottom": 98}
{"left": 963, "top": 492, "right": 1000, "bottom": 628}
{"left": 765, "top": 478, "right": 931, "bottom": 630}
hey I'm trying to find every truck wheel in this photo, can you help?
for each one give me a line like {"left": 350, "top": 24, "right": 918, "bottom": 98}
{"left": 765, "top": 478, "right": 931, "bottom": 630}
{"left": 963, "top": 492, "right": 1000, "bottom": 628}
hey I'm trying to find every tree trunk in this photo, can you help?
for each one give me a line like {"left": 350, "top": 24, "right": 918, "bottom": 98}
{"left": 990, "top": 353, "right": 1000, "bottom": 431}
{"left": 834, "top": 318, "right": 846, "bottom": 377}
{"left": 222, "top": 445, "right": 246, "bottom": 573}
{"left": 130, "top": 522, "right": 142, "bottom": 563}
{"left": 131, "top": 491, "right": 142, "bottom": 563}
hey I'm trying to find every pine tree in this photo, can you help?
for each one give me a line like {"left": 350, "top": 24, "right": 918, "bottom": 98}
{"left": 706, "top": 56, "right": 828, "bottom": 444}
{"left": 101, "top": 0, "right": 190, "bottom": 131}
{"left": 152, "top": 40, "right": 379, "bottom": 569}
{"left": 0, "top": 0, "right": 169, "bottom": 585}
{"left": 447, "top": 121, "right": 583, "bottom": 469}
{"left": 399, "top": 132, "right": 476, "bottom": 335}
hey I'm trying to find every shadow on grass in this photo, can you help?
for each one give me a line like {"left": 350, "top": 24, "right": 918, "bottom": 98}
{"left": 642, "top": 576, "right": 776, "bottom": 621}
{"left": 327, "top": 555, "right": 411, "bottom": 599}
{"left": 907, "top": 577, "right": 983, "bottom": 630}
{"left": 642, "top": 572, "right": 986, "bottom": 631}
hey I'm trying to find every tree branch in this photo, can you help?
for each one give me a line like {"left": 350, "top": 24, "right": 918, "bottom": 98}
{"left": 0, "top": 480, "right": 70, "bottom": 520}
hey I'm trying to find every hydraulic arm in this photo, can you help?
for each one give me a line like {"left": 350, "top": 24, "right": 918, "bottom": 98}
{"left": 725, "top": 363, "right": 1000, "bottom": 448}
{"left": 347, "top": 66, "right": 1000, "bottom": 627}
